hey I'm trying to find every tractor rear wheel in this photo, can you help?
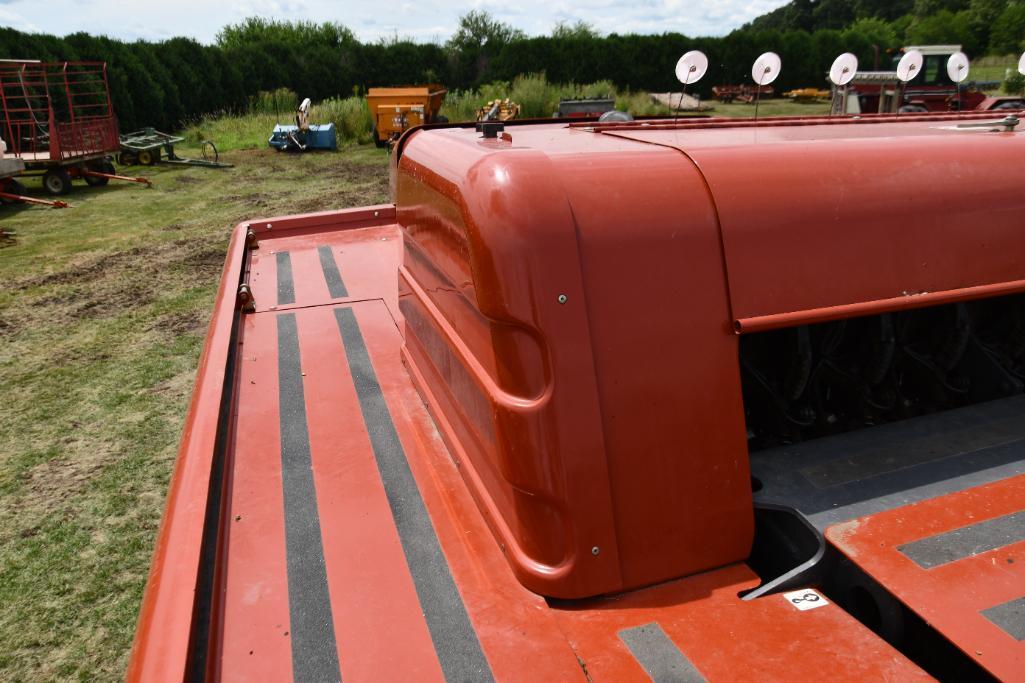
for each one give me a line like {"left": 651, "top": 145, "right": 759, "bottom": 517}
{"left": 137, "top": 148, "right": 158, "bottom": 165}
{"left": 43, "top": 168, "right": 72, "bottom": 196}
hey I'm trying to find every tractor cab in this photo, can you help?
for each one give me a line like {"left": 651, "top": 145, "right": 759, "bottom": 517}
{"left": 897, "top": 45, "right": 960, "bottom": 88}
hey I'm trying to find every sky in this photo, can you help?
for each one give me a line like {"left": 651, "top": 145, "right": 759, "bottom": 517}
{"left": 0, "top": 0, "right": 791, "bottom": 44}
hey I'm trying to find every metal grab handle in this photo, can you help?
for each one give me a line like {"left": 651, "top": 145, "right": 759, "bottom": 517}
{"left": 955, "top": 114, "right": 1020, "bottom": 132}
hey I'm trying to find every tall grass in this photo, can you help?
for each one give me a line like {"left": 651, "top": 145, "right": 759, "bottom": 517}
{"left": 184, "top": 75, "right": 670, "bottom": 150}
{"left": 181, "top": 112, "right": 280, "bottom": 151}
{"left": 248, "top": 87, "right": 300, "bottom": 116}
{"left": 183, "top": 92, "right": 373, "bottom": 150}
{"left": 314, "top": 96, "right": 374, "bottom": 145}
{"left": 440, "top": 73, "right": 670, "bottom": 120}
{"left": 441, "top": 82, "right": 508, "bottom": 121}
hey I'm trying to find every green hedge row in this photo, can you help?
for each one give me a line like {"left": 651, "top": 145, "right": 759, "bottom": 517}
{"left": 0, "top": 18, "right": 981, "bottom": 132}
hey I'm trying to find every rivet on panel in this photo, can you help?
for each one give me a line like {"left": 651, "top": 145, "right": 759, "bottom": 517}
{"left": 558, "top": 294, "right": 568, "bottom": 304}
{"left": 591, "top": 546, "right": 600, "bottom": 556}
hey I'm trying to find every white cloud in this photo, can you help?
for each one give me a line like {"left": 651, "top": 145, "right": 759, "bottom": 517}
{"left": 0, "top": 0, "right": 790, "bottom": 44}
{"left": 0, "top": 7, "right": 38, "bottom": 33}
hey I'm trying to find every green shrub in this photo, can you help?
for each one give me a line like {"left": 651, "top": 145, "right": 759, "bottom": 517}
{"left": 509, "top": 73, "right": 556, "bottom": 117}
{"left": 616, "top": 91, "right": 673, "bottom": 116}
{"left": 439, "top": 90, "right": 486, "bottom": 122}
{"left": 440, "top": 74, "right": 671, "bottom": 122}
{"left": 1005, "top": 71, "right": 1025, "bottom": 96}
{"left": 248, "top": 88, "right": 299, "bottom": 115}
{"left": 313, "top": 96, "right": 373, "bottom": 145}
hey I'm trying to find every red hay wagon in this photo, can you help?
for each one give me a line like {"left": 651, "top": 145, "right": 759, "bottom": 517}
{"left": 0, "top": 60, "right": 147, "bottom": 199}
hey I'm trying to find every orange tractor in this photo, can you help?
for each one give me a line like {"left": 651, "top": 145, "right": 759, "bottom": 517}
{"left": 130, "top": 105, "right": 1025, "bottom": 681}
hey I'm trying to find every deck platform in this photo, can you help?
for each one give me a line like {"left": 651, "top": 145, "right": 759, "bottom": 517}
{"left": 0, "top": 157, "right": 24, "bottom": 177}
{"left": 827, "top": 475, "right": 1025, "bottom": 680}
{"left": 751, "top": 396, "right": 1025, "bottom": 531}
{"left": 130, "top": 207, "right": 939, "bottom": 681}
{"left": 752, "top": 399, "right": 1025, "bottom": 679}
{"left": 13, "top": 150, "right": 109, "bottom": 166}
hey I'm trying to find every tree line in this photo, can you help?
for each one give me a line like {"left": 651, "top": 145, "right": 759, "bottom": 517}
{"left": 747, "top": 0, "right": 1025, "bottom": 57}
{"left": 0, "top": 7, "right": 1022, "bottom": 132}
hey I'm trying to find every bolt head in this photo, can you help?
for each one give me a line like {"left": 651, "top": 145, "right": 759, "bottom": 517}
{"left": 557, "top": 294, "right": 568, "bottom": 304}
{"left": 591, "top": 546, "right": 600, "bottom": 556}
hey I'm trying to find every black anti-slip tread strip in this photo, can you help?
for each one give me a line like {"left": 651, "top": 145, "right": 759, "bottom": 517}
{"left": 318, "top": 245, "right": 349, "bottom": 299}
{"left": 800, "top": 412, "right": 1025, "bottom": 489}
{"left": 278, "top": 313, "right": 342, "bottom": 682}
{"left": 333, "top": 306, "right": 493, "bottom": 682}
{"left": 981, "top": 596, "right": 1025, "bottom": 640}
{"left": 276, "top": 251, "right": 295, "bottom": 306}
{"left": 898, "top": 509, "right": 1025, "bottom": 569}
{"left": 618, "top": 622, "right": 706, "bottom": 683}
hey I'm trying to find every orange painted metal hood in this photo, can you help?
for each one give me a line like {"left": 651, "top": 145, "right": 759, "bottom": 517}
{"left": 597, "top": 114, "right": 1025, "bottom": 331}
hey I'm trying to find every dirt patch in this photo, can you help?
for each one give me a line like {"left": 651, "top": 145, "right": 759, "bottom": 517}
{"left": 245, "top": 192, "right": 272, "bottom": 209}
{"left": 145, "top": 309, "right": 207, "bottom": 337}
{"left": 11, "top": 241, "right": 181, "bottom": 292}
{"left": 323, "top": 163, "right": 377, "bottom": 182}
{"left": 0, "top": 317, "right": 17, "bottom": 339}
{"left": 47, "top": 347, "right": 113, "bottom": 366}
{"left": 147, "top": 366, "right": 198, "bottom": 399}
{"left": 288, "top": 197, "right": 330, "bottom": 214}
{"left": 2, "top": 236, "right": 227, "bottom": 342}
{"left": 0, "top": 227, "right": 17, "bottom": 248}
{"left": 15, "top": 446, "right": 112, "bottom": 517}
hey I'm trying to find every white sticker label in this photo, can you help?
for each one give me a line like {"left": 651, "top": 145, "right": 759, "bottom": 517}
{"left": 783, "top": 589, "right": 829, "bottom": 611}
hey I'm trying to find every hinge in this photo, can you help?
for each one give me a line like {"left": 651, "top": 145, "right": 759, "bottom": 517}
{"left": 245, "top": 227, "right": 259, "bottom": 249}
{"left": 237, "top": 283, "right": 256, "bottom": 312}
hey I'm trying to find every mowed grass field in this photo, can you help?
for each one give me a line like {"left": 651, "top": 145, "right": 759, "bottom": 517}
{"left": 0, "top": 144, "right": 389, "bottom": 680}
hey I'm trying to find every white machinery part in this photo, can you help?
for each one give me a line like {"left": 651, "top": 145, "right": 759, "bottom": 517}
{"left": 752, "top": 52, "right": 782, "bottom": 86}
{"left": 296, "top": 97, "right": 312, "bottom": 131}
{"left": 675, "top": 51, "right": 709, "bottom": 86}
{"left": 897, "top": 50, "right": 924, "bottom": 83}
{"left": 829, "top": 53, "right": 858, "bottom": 86}
{"left": 0, "top": 137, "right": 6, "bottom": 159}
{"left": 946, "top": 52, "right": 970, "bottom": 84}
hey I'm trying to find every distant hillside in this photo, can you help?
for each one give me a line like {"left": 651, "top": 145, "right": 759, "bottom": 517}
{"left": 747, "top": 0, "right": 922, "bottom": 32}
{"left": 742, "top": 0, "right": 1024, "bottom": 58}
